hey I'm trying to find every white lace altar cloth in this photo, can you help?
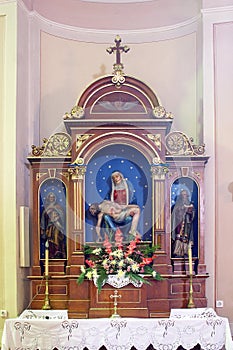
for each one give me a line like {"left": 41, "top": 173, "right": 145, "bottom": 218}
{"left": 94, "top": 275, "right": 143, "bottom": 288}
{"left": 2, "top": 314, "right": 233, "bottom": 350}
{"left": 19, "top": 309, "right": 68, "bottom": 320}
{"left": 170, "top": 307, "right": 218, "bottom": 319}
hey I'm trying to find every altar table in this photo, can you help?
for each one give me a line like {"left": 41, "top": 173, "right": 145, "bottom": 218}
{"left": 2, "top": 314, "right": 233, "bottom": 350}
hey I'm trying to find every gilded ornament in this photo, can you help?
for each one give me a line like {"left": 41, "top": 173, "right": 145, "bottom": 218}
{"left": 76, "top": 134, "right": 93, "bottom": 151}
{"left": 151, "top": 164, "right": 169, "bottom": 180}
{"left": 112, "top": 71, "right": 126, "bottom": 87}
{"left": 30, "top": 133, "right": 72, "bottom": 158}
{"left": 146, "top": 134, "right": 161, "bottom": 151}
{"left": 152, "top": 106, "right": 174, "bottom": 119}
{"left": 68, "top": 165, "right": 86, "bottom": 180}
{"left": 165, "top": 132, "right": 205, "bottom": 156}
{"left": 63, "top": 106, "right": 84, "bottom": 120}
{"left": 107, "top": 36, "right": 130, "bottom": 87}
{"left": 31, "top": 138, "right": 47, "bottom": 156}
{"left": 152, "top": 157, "right": 163, "bottom": 165}
{"left": 71, "top": 158, "right": 84, "bottom": 166}
{"left": 43, "top": 133, "right": 72, "bottom": 157}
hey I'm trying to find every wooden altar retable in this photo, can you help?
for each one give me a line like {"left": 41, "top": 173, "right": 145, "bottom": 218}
{"left": 26, "top": 36, "right": 209, "bottom": 317}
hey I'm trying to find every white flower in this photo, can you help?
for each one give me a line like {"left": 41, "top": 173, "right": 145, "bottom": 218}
{"left": 117, "top": 270, "right": 125, "bottom": 278}
{"left": 118, "top": 260, "right": 124, "bottom": 267}
{"left": 152, "top": 271, "right": 157, "bottom": 278}
{"left": 80, "top": 265, "right": 86, "bottom": 273}
{"left": 126, "top": 257, "right": 134, "bottom": 264}
{"left": 92, "top": 268, "right": 98, "bottom": 278}
{"left": 92, "top": 248, "right": 102, "bottom": 255}
{"left": 131, "top": 263, "right": 139, "bottom": 272}
{"left": 111, "top": 249, "right": 124, "bottom": 259}
{"left": 86, "top": 271, "right": 92, "bottom": 280}
{"left": 102, "top": 259, "right": 108, "bottom": 266}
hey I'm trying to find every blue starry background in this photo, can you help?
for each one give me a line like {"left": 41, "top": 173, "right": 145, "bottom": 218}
{"left": 39, "top": 178, "right": 67, "bottom": 259}
{"left": 85, "top": 144, "right": 152, "bottom": 243}
{"left": 171, "top": 177, "right": 199, "bottom": 257}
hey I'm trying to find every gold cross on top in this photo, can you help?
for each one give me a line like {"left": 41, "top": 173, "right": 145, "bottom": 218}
{"left": 106, "top": 35, "right": 130, "bottom": 66}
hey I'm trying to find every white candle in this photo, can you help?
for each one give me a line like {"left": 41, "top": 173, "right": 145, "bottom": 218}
{"left": 188, "top": 242, "right": 193, "bottom": 276}
{"left": 45, "top": 240, "right": 49, "bottom": 276}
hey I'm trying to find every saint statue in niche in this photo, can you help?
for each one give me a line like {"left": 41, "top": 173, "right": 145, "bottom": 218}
{"left": 40, "top": 191, "right": 67, "bottom": 259}
{"left": 171, "top": 189, "right": 195, "bottom": 258}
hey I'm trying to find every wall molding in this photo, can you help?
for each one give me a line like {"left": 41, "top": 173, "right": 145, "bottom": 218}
{"left": 18, "top": 0, "right": 200, "bottom": 43}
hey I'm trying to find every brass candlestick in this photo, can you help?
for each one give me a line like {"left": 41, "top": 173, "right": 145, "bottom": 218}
{"left": 42, "top": 240, "right": 51, "bottom": 310}
{"left": 187, "top": 273, "right": 195, "bottom": 308}
{"left": 110, "top": 290, "right": 121, "bottom": 318}
{"left": 187, "top": 242, "right": 195, "bottom": 308}
{"left": 42, "top": 275, "right": 51, "bottom": 310}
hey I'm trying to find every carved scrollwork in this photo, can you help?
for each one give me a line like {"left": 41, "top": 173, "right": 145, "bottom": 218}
{"left": 71, "top": 158, "right": 85, "bottom": 166}
{"left": 151, "top": 164, "right": 169, "bottom": 180}
{"left": 76, "top": 134, "right": 94, "bottom": 151}
{"left": 31, "top": 138, "right": 47, "bottom": 156}
{"left": 145, "top": 134, "right": 162, "bottom": 151}
{"left": 30, "top": 133, "right": 72, "bottom": 157}
{"left": 63, "top": 105, "right": 84, "bottom": 120}
{"left": 112, "top": 69, "right": 126, "bottom": 87}
{"left": 165, "top": 131, "right": 205, "bottom": 156}
{"left": 68, "top": 164, "right": 86, "bottom": 180}
{"left": 152, "top": 106, "right": 174, "bottom": 119}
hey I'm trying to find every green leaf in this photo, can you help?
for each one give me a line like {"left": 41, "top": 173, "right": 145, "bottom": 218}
{"left": 77, "top": 272, "right": 85, "bottom": 285}
{"left": 96, "top": 272, "right": 108, "bottom": 293}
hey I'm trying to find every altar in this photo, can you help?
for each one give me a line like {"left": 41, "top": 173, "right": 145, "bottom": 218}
{"left": 2, "top": 309, "right": 233, "bottom": 350}
{"left": 26, "top": 36, "right": 209, "bottom": 317}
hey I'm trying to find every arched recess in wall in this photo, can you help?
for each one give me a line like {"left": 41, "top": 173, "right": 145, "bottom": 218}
{"left": 85, "top": 144, "right": 152, "bottom": 243}
{"left": 170, "top": 176, "right": 199, "bottom": 258}
{"left": 39, "top": 178, "right": 67, "bottom": 261}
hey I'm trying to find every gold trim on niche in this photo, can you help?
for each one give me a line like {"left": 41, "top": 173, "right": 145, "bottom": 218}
{"left": 155, "top": 181, "right": 165, "bottom": 230}
{"left": 48, "top": 169, "right": 57, "bottom": 178}
{"left": 36, "top": 172, "right": 48, "bottom": 181}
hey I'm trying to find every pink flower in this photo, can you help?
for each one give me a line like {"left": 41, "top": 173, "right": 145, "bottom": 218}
{"left": 103, "top": 234, "right": 112, "bottom": 254}
{"left": 115, "top": 228, "right": 123, "bottom": 249}
{"left": 125, "top": 239, "right": 137, "bottom": 256}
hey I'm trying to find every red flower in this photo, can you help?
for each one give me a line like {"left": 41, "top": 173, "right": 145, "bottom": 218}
{"left": 85, "top": 259, "right": 95, "bottom": 268}
{"left": 140, "top": 257, "right": 153, "bottom": 266}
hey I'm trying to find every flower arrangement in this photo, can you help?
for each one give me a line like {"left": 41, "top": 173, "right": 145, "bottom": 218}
{"left": 77, "top": 229, "right": 162, "bottom": 292}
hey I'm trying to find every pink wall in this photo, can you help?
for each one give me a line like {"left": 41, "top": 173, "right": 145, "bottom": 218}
{"left": 214, "top": 20, "right": 233, "bottom": 316}
{"left": 16, "top": 0, "right": 233, "bottom": 329}
{"left": 40, "top": 32, "right": 197, "bottom": 140}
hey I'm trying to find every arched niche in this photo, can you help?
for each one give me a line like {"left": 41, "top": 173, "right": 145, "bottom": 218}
{"left": 75, "top": 130, "right": 162, "bottom": 165}
{"left": 171, "top": 177, "right": 199, "bottom": 258}
{"left": 39, "top": 178, "right": 67, "bottom": 261}
{"left": 84, "top": 144, "right": 152, "bottom": 243}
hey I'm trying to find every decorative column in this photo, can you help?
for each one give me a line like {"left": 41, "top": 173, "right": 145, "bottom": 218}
{"left": 151, "top": 163, "right": 169, "bottom": 249}
{"left": 68, "top": 159, "right": 86, "bottom": 253}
